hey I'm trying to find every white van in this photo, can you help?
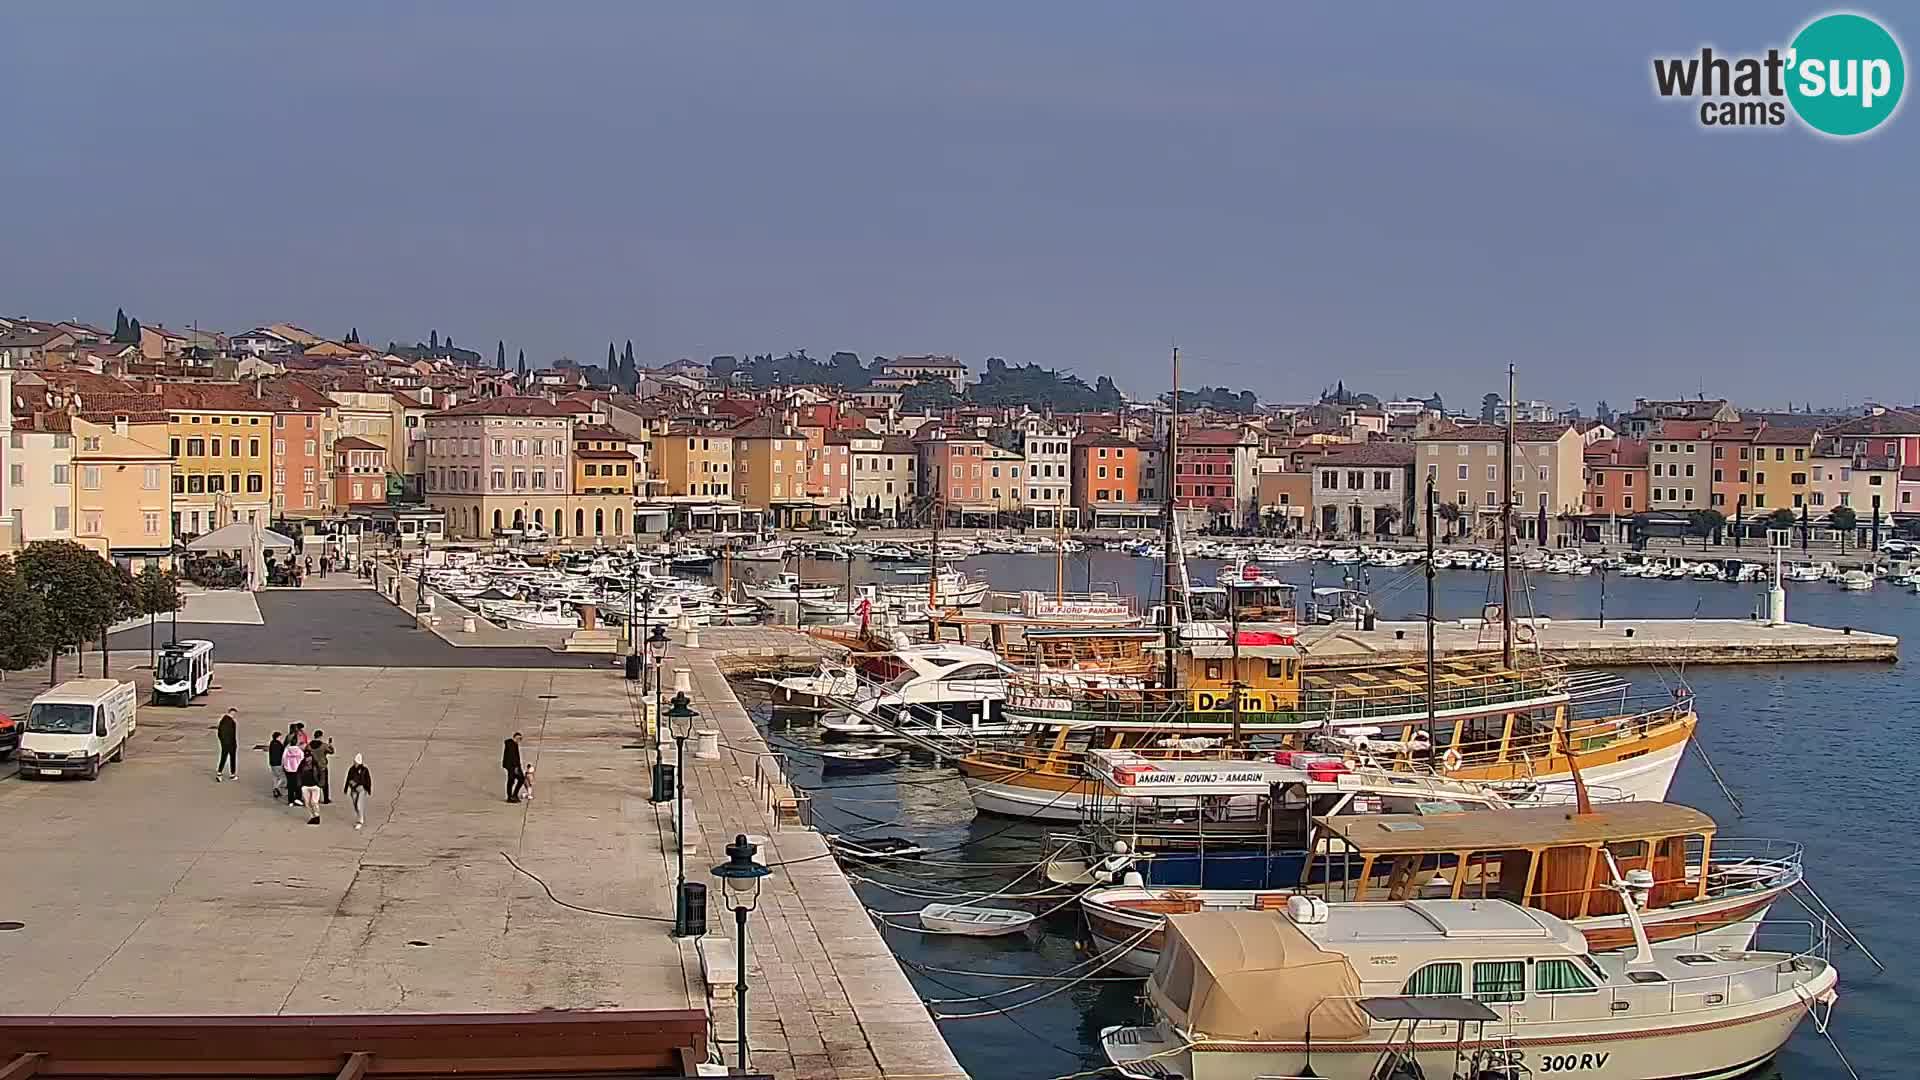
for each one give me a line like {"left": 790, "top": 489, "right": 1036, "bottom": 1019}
{"left": 18, "top": 679, "right": 138, "bottom": 781}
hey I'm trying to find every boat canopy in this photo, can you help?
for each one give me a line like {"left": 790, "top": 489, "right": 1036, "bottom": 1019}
{"left": 1149, "top": 911, "right": 1369, "bottom": 1043}
{"left": 1357, "top": 996, "right": 1499, "bottom": 1023}
{"left": 1315, "top": 802, "right": 1717, "bottom": 855}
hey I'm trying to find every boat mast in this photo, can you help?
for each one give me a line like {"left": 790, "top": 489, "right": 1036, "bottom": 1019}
{"left": 1055, "top": 505, "right": 1065, "bottom": 602}
{"left": 1501, "top": 363, "right": 1515, "bottom": 669}
{"left": 1162, "top": 345, "right": 1180, "bottom": 690}
{"left": 1424, "top": 477, "right": 1437, "bottom": 745}
{"left": 929, "top": 438, "right": 944, "bottom": 641}
{"left": 1229, "top": 567, "right": 1242, "bottom": 745}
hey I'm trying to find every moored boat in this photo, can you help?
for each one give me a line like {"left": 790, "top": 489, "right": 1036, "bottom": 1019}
{"left": 1101, "top": 899, "right": 1838, "bottom": 1080}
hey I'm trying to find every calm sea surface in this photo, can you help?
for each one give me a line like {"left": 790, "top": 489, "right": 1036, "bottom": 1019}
{"left": 733, "top": 550, "right": 1910, "bottom": 1080}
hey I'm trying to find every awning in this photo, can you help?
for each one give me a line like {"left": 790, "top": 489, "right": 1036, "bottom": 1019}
{"left": 187, "top": 522, "right": 296, "bottom": 552}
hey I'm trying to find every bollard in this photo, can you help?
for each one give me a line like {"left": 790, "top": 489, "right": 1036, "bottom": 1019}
{"left": 1394, "top": 629, "right": 1405, "bottom": 641}
{"left": 686, "top": 626, "right": 701, "bottom": 648}
{"left": 1625, "top": 627, "right": 1635, "bottom": 638}
{"left": 693, "top": 728, "right": 721, "bottom": 760}
{"left": 674, "top": 667, "right": 692, "bottom": 694}
{"left": 462, "top": 615, "right": 477, "bottom": 634}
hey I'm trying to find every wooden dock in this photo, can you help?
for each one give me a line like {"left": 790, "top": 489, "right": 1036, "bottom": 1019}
{"left": 1303, "top": 618, "right": 1898, "bottom": 665}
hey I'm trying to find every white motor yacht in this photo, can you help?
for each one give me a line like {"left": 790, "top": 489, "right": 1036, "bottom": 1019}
{"left": 821, "top": 643, "right": 1019, "bottom": 739}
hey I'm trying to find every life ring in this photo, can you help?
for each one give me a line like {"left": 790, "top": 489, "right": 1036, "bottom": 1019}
{"left": 1442, "top": 747, "right": 1464, "bottom": 772}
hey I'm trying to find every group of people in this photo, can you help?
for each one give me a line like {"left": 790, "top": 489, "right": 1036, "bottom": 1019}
{"left": 250, "top": 714, "right": 374, "bottom": 828}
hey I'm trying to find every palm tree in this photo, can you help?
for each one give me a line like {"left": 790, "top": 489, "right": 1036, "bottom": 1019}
{"left": 1436, "top": 501, "right": 1462, "bottom": 541}
{"left": 1376, "top": 505, "right": 1403, "bottom": 539}
{"left": 1829, "top": 506, "right": 1857, "bottom": 552}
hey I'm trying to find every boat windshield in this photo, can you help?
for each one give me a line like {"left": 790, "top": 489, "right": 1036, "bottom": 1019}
{"left": 27, "top": 702, "right": 98, "bottom": 735}
{"left": 883, "top": 669, "right": 918, "bottom": 692}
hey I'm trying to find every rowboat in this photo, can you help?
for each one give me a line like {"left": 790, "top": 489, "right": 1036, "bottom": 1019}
{"left": 917, "top": 902, "right": 1037, "bottom": 937}
{"left": 818, "top": 745, "right": 901, "bottom": 772}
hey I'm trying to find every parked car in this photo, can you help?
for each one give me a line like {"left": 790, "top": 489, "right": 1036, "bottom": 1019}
{"left": 0, "top": 711, "right": 16, "bottom": 759}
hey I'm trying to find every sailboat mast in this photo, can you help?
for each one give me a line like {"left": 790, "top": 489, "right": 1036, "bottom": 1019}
{"left": 1162, "top": 345, "right": 1180, "bottom": 690}
{"left": 1424, "top": 478, "right": 1437, "bottom": 742}
{"left": 929, "top": 440, "right": 944, "bottom": 640}
{"left": 1501, "top": 363, "right": 1515, "bottom": 668}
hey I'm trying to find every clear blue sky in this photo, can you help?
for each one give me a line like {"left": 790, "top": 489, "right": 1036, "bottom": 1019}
{"left": 2, "top": 3, "right": 1914, "bottom": 409}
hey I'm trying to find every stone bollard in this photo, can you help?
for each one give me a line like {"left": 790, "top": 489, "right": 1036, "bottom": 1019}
{"left": 462, "top": 615, "right": 477, "bottom": 634}
{"left": 685, "top": 625, "right": 701, "bottom": 648}
{"left": 693, "top": 728, "right": 721, "bottom": 760}
{"left": 674, "top": 667, "right": 692, "bottom": 694}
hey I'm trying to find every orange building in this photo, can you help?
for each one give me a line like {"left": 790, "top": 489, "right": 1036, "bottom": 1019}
{"left": 730, "top": 416, "right": 816, "bottom": 525}
{"left": 332, "top": 436, "right": 389, "bottom": 508}
{"left": 1072, "top": 432, "right": 1144, "bottom": 512}
{"left": 916, "top": 429, "right": 994, "bottom": 517}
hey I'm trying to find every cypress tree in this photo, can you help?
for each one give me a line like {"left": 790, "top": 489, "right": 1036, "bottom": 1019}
{"left": 429, "top": 330, "right": 438, "bottom": 350}
{"left": 517, "top": 349, "right": 528, "bottom": 380}
{"left": 497, "top": 340, "right": 506, "bottom": 369}
{"left": 113, "top": 308, "right": 130, "bottom": 341}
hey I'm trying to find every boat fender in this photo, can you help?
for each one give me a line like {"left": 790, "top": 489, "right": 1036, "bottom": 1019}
{"left": 1442, "top": 747, "right": 1464, "bottom": 772}
{"left": 1285, "top": 895, "right": 1330, "bottom": 924}
{"left": 1120, "top": 869, "right": 1145, "bottom": 887}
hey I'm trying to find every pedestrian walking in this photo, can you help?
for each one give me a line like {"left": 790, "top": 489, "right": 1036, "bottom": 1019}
{"left": 502, "top": 733, "right": 525, "bottom": 803}
{"left": 297, "top": 753, "right": 323, "bottom": 825}
{"left": 281, "top": 738, "right": 306, "bottom": 810}
{"left": 267, "top": 732, "right": 286, "bottom": 798}
{"left": 345, "top": 754, "right": 373, "bottom": 830}
{"left": 215, "top": 709, "right": 238, "bottom": 781}
{"left": 308, "top": 730, "right": 334, "bottom": 804}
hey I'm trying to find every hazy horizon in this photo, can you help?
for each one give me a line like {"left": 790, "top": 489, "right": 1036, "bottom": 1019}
{"left": 3, "top": 2, "right": 1915, "bottom": 409}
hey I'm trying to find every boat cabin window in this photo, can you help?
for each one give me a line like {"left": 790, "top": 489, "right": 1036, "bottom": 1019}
{"left": 1534, "top": 959, "right": 1598, "bottom": 994}
{"left": 1472, "top": 960, "right": 1526, "bottom": 1004}
{"left": 941, "top": 664, "right": 1004, "bottom": 682}
{"left": 1268, "top": 782, "right": 1311, "bottom": 848}
{"left": 1402, "top": 962, "right": 1462, "bottom": 996}
{"left": 1626, "top": 971, "right": 1668, "bottom": 985}
{"left": 1205, "top": 660, "right": 1224, "bottom": 681}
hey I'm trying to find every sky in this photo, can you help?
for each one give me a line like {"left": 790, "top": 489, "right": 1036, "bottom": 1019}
{"left": 2, "top": 2, "right": 1915, "bottom": 410}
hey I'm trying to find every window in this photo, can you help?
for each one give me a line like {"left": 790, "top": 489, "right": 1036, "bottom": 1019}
{"left": 1487, "top": 464, "right": 1497, "bottom": 481}
{"left": 1624, "top": 474, "right": 1633, "bottom": 487}
{"left": 1652, "top": 462, "right": 1662, "bottom": 477}
{"left": 1473, "top": 960, "right": 1526, "bottom": 1003}
{"left": 53, "top": 506, "right": 69, "bottom": 531}
{"left": 52, "top": 464, "right": 70, "bottom": 485}
{"left": 1795, "top": 447, "right": 1806, "bottom": 461}
{"left": 144, "top": 511, "right": 162, "bottom": 535}
{"left": 187, "top": 475, "right": 204, "bottom": 493}
{"left": 1535, "top": 959, "right": 1597, "bottom": 994}
{"left": 81, "top": 466, "right": 101, "bottom": 489}
{"left": 1403, "top": 962, "right": 1462, "bottom": 997}
{"left": 230, "top": 439, "right": 241, "bottom": 457}
{"left": 1684, "top": 463, "right": 1694, "bottom": 477}
{"left": 1623, "top": 495, "right": 1633, "bottom": 509}
{"left": 1683, "top": 488, "right": 1694, "bottom": 502}
{"left": 1756, "top": 471, "right": 1766, "bottom": 486}
{"left": 1775, "top": 447, "right": 1786, "bottom": 461}
{"left": 1456, "top": 464, "right": 1468, "bottom": 480}
{"left": 303, "top": 439, "right": 315, "bottom": 455}
{"left": 1713, "top": 446, "right": 1724, "bottom": 459}
{"left": 1538, "top": 466, "right": 1548, "bottom": 482}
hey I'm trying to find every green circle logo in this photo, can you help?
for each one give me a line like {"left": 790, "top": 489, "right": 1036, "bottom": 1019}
{"left": 1787, "top": 13, "right": 1905, "bottom": 136}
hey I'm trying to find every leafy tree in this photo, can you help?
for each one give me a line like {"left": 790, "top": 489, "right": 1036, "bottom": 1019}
{"left": 1436, "top": 501, "right": 1462, "bottom": 539}
{"left": 710, "top": 355, "right": 739, "bottom": 380}
{"left": 1480, "top": 393, "right": 1500, "bottom": 423}
{"left": 133, "top": 564, "right": 185, "bottom": 670}
{"left": 497, "top": 340, "right": 506, "bottom": 369}
{"left": 1687, "top": 509, "right": 1725, "bottom": 548}
{"left": 0, "top": 555, "right": 49, "bottom": 680}
{"left": 1767, "top": 508, "right": 1798, "bottom": 532}
{"left": 17, "top": 541, "right": 119, "bottom": 685}
{"left": 1829, "top": 506, "right": 1857, "bottom": 532}
{"left": 1375, "top": 505, "right": 1403, "bottom": 538}
{"left": 901, "top": 379, "right": 959, "bottom": 412}
{"left": 97, "top": 563, "right": 139, "bottom": 676}
{"left": 1094, "top": 375, "right": 1123, "bottom": 410}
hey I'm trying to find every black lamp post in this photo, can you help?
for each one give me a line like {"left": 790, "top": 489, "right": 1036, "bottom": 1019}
{"left": 668, "top": 687, "right": 698, "bottom": 936}
{"left": 711, "top": 834, "right": 771, "bottom": 1072}
{"left": 413, "top": 539, "right": 430, "bottom": 614}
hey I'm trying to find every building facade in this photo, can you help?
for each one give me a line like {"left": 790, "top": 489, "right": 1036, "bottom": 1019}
{"left": 1418, "top": 423, "right": 1585, "bottom": 544}
{"left": 162, "top": 385, "right": 274, "bottom": 536}
{"left": 1314, "top": 445, "right": 1415, "bottom": 538}
{"left": 424, "top": 396, "right": 576, "bottom": 540}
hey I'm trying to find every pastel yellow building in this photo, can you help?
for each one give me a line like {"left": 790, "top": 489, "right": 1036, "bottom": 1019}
{"left": 70, "top": 413, "right": 174, "bottom": 567}
{"left": 656, "top": 427, "right": 733, "bottom": 498}
{"left": 162, "top": 384, "right": 274, "bottom": 535}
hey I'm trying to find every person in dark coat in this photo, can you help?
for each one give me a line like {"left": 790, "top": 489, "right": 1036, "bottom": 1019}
{"left": 215, "top": 709, "right": 238, "bottom": 782}
{"left": 308, "top": 729, "right": 334, "bottom": 804}
{"left": 267, "top": 732, "right": 286, "bottom": 798}
{"left": 503, "top": 733, "right": 525, "bottom": 802}
{"left": 297, "top": 753, "right": 323, "bottom": 825}
{"left": 345, "top": 754, "right": 373, "bottom": 830}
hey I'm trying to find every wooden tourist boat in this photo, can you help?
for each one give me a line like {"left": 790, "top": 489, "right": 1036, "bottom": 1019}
{"left": 958, "top": 639, "right": 1696, "bottom": 821}
{"left": 1080, "top": 801, "right": 1803, "bottom": 975}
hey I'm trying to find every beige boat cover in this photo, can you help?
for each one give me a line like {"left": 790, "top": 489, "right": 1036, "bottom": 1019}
{"left": 1149, "top": 911, "right": 1369, "bottom": 1043}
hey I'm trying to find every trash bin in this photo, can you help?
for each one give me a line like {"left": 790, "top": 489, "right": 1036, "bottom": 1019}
{"left": 624, "top": 653, "right": 642, "bottom": 681}
{"left": 1362, "top": 612, "right": 1376, "bottom": 632}
{"left": 651, "top": 761, "right": 676, "bottom": 803}
{"left": 677, "top": 881, "right": 707, "bottom": 937}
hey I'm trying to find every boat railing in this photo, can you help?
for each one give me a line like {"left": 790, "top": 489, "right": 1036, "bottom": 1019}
{"left": 1689, "top": 837, "right": 1806, "bottom": 893}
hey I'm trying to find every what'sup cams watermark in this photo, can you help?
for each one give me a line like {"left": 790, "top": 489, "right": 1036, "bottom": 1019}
{"left": 1653, "top": 11, "right": 1904, "bottom": 137}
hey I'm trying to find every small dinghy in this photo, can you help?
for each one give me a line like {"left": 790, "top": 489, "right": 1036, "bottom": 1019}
{"left": 830, "top": 835, "right": 929, "bottom": 861}
{"left": 918, "top": 902, "right": 1037, "bottom": 937}
{"left": 820, "top": 712, "right": 883, "bottom": 738}
{"left": 818, "top": 744, "right": 901, "bottom": 772}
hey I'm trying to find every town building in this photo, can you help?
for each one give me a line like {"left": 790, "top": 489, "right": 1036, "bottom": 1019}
{"left": 876, "top": 354, "right": 968, "bottom": 389}
{"left": 423, "top": 396, "right": 578, "bottom": 540}
{"left": 1072, "top": 432, "right": 1159, "bottom": 529}
{"left": 161, "top": 384, "right": 274, "bottom": 536}
{"left": 730, "top": 417, "right": 818, "bottom": 526}
{"left": 1418, "top": 423, "right": 1585, "bottom": 545}
{"left": 1174, "top": 426, "right": 1259, "bottom": 528}
{"left": 1012, "top": 415, "right": 1074, "bottom": 527}
{"left": 1255, "top": 457, "right": 1311, "bottom": 535}
{"left": 331, "top": 437, "right": 390, "bottom": 509}
{"left": 847, "top": 432, "right": 917, "bottom": 521}
{"left": 1581, "top": 438, "right": 1648, "bottom": 543}
{"left": 1648, "top": 420, "right": 1714, "bottom": 514}
{"left": 1313, "top": 444, "right": 1414, "bottom": 538}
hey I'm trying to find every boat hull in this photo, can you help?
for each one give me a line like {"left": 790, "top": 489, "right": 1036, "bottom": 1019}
{"left": 1083, "top": 886, "right": 1786, "bottom": 977}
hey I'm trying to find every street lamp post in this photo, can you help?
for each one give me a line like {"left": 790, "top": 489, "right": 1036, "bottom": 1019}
{"left": 711, "top": 834, "right": 771, "bottom": 1072}
{"left": 667, "top": 686, "right": 697, "bottom": 937}
{"left": 413, "top": 539, "right": 430, "bottom": 614}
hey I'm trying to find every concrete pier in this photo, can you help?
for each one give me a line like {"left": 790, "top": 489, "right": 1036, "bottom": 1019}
{"left": 1303, "top": 617, "right": 1899, "bottom": 665}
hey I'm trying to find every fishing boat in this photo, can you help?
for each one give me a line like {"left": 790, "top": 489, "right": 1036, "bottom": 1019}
{"left": 1080, "top": 801, "right": 1804, "bottom": 975}
{"left": 917, "top": 902, "right": 1037, "bottom": 937}
{"left": 741, "top": 572, "right": 838, "bottom": 602}
{"left": 732, "top": 538, "right": 789, "bottom": 562}
{"left": 1102, "top": 898, "right": 1837, "bottom": 1080}
{"left": 754, "top": 659, "right": 860, "bottom": 711}
{"left": 482, "top": 599, "right": 581, "bottom": 630}
{"left": 879, "top": 568, "right": 990, "bottom": 608}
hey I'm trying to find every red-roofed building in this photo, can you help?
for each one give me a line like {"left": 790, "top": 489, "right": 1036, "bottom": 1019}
{"left": 1173, "top": 426, "right": 1260, "bottom": 526}
{"left": 332, "top": 437, "right": 389, "bottom": 508}
{"left": 1583, "top": 439, "right": 1649, "bottom": 540}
